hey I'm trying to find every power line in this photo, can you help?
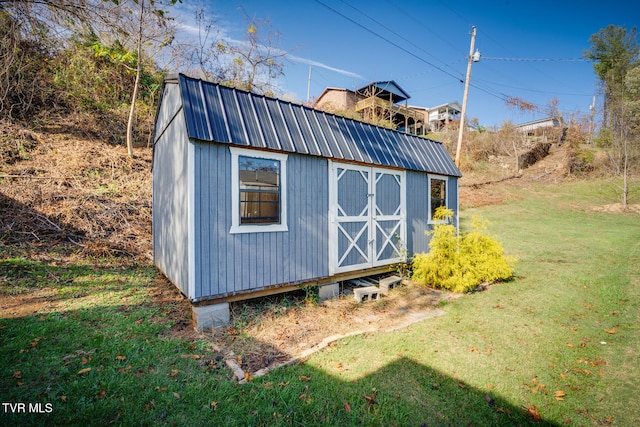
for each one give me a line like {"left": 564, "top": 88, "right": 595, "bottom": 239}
{"left": 476, "top": 78, "right": 593, "bottom": 96}
{"left": 483, "top": 57, "right": 587, "bottom": 62}
{"left": 339, "top": 0, "right": 455, "bottom": 72}
{"left": 314, "top": 0, "right": 510, "bottom": 104}
{"left": 314, "top": 0, "right": 463, "bottom": 83}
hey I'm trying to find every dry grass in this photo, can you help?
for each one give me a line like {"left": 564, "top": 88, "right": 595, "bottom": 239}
{"left": 208, "top": 281, "right": 454, "bottom": 374}
{"left": 0, "top": 117, "right": 152, "bottom": 261}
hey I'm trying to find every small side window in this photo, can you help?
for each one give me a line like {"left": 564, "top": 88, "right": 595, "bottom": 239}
{"left": 230, "top": 147, "right": 288, "bottom": 233}
{"left": 428, "top": 175, "right": 448, "bottom": 223}
{"left": 239, "top": 156, "right": 281, "bottom": 225}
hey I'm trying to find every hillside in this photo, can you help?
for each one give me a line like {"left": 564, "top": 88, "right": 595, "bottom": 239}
{"left": 0, "top": 117, "right": 153, "bottom": 262}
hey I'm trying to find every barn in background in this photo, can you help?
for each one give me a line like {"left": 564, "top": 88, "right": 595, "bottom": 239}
{"left": 152, "top": 74, "right": 461, "bottom": 330}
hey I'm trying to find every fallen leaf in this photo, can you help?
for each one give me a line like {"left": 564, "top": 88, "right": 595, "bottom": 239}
{"left": 244, "top": 371, "right": 253, "bottom": 381}
{"left": 77, "top": 367, "right": 91, "bottom": 375}
{"left": 12, "top": 371, "right": 21, "bottom": 379}
{"left": 61, "top": 396, "right": 67, "bottom": 402}
{"left": 118, "top": 365, "right": 133, "bottom": 374}
{"left": 167, "top": 369, "right": 179, "bottom": 377}
{"left": 344, "top": 402, "right": 351, "bottom": 412}
{"left": 363, "top": 394, "right": 378, "bottom": 407}
{"left": 604, "top": 329, "right": 617, "bottom": 334}
{"left": 299, "top": 375, "right": 311, "bottom": 381}
{"left": 173, "top": 392, "right": 180, "bottom": 399}
{"left": 554, "top": 390, "right": 566, "bottom": 401}
{"left": 211, "top": 401, "right": 218, "bottom": 411}
{"left": 96, "top": 389, "right": 106, "bottom": 399}
{"left": 278, "top": 381, "right": 290, "bottom": 387}
{"left": 115, "top": 355, "right": 127, "bottom": 361}
{"left": 527, "top": 405, "right": 541, "bottom": 421}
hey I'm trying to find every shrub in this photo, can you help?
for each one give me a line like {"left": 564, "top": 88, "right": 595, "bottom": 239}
{"left": 411, "top": 208, "right": 516, "bottom": 293}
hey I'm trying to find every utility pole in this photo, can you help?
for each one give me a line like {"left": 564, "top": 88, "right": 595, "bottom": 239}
{"left": 455, "top": 26, "right": 480, "bottom": 168}
{"left": 588, "top": 95, "right": 595, "bottom": 144}
{"left": 306, "top": 65, "right": 312, "bottom": 104}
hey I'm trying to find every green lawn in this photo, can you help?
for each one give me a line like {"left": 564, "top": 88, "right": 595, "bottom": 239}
{"left": 1, "top": 178, "right": 638, "bottom": 426}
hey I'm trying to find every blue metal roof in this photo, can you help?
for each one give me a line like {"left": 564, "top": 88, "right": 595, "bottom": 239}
{"left": 356, "top": 80, "right": 411, "bottom": 103}
{"left": 176, "top": 74, "right": 461, "bottom": 177}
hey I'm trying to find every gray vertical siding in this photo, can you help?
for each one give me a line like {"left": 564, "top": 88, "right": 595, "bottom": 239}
{"left": 406, "top": 171, "right": 431, "bottom": 257}
{"left": 153, "top": 97, "right": 190, "bottom": 295}
{"left": 191, "top": 145, "right": 329, "bottom": 300}
{"left": 405, "top": 172, "right": 459, "bottom": 258}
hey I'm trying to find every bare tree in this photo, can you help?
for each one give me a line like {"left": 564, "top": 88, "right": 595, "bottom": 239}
{"left": 114, "top": 0, "right": 176, "bottom": 157}
{"left": 179, "top": 7, "right": 290, "bottom": 96}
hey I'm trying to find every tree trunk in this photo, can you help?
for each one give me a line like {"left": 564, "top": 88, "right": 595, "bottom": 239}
{"left": 126, "top": 0, "right": 145, "bottom": 158}
{"left": 622, "top": 133, "right": 628, "bottom": 211}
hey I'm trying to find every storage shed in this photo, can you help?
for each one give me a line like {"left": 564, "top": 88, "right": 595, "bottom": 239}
{"left": 152, "top": 74, "right": 462, "bottom": 329}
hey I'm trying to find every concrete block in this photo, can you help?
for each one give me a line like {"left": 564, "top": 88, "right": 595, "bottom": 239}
{"left": 353, "top": 286, "right": 381, "bottom": 303}
{"left": 379, "top": 275, "right": 402, "bottom": 295}
{"left": 192, "top": 302, "right": 230, "bottom": 331}
{"left": 318, "top": 283, "right": 339, "bottom": 301}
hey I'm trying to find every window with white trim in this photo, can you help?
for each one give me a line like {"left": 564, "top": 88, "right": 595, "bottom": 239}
{"left": 230, "top": 147, "right": 288, "bottom": 233}
{"left": 428, "top": 174, "right": 448, "bottom": 223}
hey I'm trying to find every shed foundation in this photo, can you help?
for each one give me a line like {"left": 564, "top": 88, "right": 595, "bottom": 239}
{"left": 192, "top": 302, "right": 230, "bottom": 331}
{"left": 318, "top": 282, "right": 340, "bottom": 301}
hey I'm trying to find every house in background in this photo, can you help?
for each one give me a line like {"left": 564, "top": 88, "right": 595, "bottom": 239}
{"left": 514, "top": 116, "right": 566, "bottom": 137}
{"left": 423, "top": 102, "right": 461, "bottom": 132}
{"left": 153, "top": 74, "right": 461, "bottom": 330}
{"left": 315, "top": 81, "right": 424, "bottom": 135}
{"left": 315, "top": 82, "right": 461, "bottom": 135}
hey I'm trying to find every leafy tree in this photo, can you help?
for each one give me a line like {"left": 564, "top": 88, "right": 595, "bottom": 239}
{"left": 584, "top": 25, "right": 639, "bottom": 129}
{"left": 586, "top": 25, "right": 639, "bottom": 209}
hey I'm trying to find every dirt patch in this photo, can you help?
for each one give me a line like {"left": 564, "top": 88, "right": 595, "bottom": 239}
{"left": 203, "top": 282, "right": 457, "bottom": 375}
{"left": 588, "top": 203, "right": 640, "bottom": 215}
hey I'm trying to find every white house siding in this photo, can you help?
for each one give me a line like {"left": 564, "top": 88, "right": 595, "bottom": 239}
{"left": 191, "top": 145, "right": 329, "bottom": 301}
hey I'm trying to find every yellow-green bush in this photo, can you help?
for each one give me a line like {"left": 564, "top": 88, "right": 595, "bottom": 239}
{"left": 412, "top": 208, "right": 516, "bottom": 293}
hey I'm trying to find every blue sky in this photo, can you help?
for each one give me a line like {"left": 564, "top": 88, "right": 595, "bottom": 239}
{"left": 174, "top": 0, "right": 639, "bottom": 128}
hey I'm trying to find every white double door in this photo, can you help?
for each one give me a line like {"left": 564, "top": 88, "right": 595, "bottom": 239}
{"left": 329, "top": 161, "right": 406, "bottom": 274}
